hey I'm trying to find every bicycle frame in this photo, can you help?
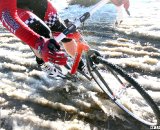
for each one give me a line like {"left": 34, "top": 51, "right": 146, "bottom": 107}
{"left": 53, "top": 0, "right": 110, "bottom": 74}
{"left": 66, "top": 32, "right": 91, "bottom": 74}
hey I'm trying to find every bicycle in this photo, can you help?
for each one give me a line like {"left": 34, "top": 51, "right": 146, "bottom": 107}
{"left": 50, "top": 0, "right": 160, "bottom": 126}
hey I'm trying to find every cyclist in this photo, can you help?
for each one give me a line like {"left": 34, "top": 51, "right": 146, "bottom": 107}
{"left": 111, "top": 0, "right": 130, "bottom": 14}
{"left": 111, "top": 0, "right": 130, "bottom": 25}
{"left": 0, "top": 0, "right": 130, "bottom": 78}
{"left": 0, "top": 0, "right": 80, "bottom": 78}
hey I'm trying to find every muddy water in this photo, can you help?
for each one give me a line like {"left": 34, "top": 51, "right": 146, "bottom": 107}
{"left": 0, "top": 2, "right": 160, "bottom": 129}
{"left": 0, "top": 22, "right": 160, "bottom": 129}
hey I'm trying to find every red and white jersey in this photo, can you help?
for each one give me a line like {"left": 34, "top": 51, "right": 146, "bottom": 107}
{"left": 0, "top": 0, "right": 40, "bottom": 49}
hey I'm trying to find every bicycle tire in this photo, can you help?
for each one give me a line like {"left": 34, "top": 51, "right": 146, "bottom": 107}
{"left": 87, "top": 56, "right": 160, "bottom": 126}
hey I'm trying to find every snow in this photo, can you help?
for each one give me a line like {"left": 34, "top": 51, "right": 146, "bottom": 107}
{"left": 0, "top": 0, "right": 160, "bottom": 129}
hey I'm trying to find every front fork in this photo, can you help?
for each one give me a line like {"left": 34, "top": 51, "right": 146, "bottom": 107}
{"left": 86, "top": 49, "right": 102, "bottom": 65}
{"left": 85, "top": 49, "right": 102, "bottom": 73}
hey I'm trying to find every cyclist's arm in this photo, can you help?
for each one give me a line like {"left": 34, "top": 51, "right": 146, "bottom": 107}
{"left": 0, "top": 0, "right": 40, "bottom": 49}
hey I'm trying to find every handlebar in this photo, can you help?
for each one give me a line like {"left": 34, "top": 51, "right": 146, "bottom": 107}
{"left": 52, "top": 0, "right": 110, "bottom": 74}
{"left": 54, "top": 0, "right": 110, "bottom": 43}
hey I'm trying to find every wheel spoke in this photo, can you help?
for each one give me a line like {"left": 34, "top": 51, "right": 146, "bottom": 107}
{"left": 88, "top": 57, "right": 160, "bottom": 125}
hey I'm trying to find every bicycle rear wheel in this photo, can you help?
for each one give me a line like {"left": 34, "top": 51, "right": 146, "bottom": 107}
{"left": 87, "top": 56, "right": 160, "bottom": 126}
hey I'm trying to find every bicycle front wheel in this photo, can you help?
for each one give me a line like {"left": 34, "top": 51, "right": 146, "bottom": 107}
{"left": 87, "top": 56, "right": 160, "bottom": 126}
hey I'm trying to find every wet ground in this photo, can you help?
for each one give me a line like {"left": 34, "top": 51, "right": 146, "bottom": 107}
{"left": 0, "top": 21, "right": 160, "bottom": 130}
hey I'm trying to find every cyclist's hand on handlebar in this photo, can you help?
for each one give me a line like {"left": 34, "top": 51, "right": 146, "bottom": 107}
{"left": 35, "top": 37, "right": 67, "bottom": 65}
